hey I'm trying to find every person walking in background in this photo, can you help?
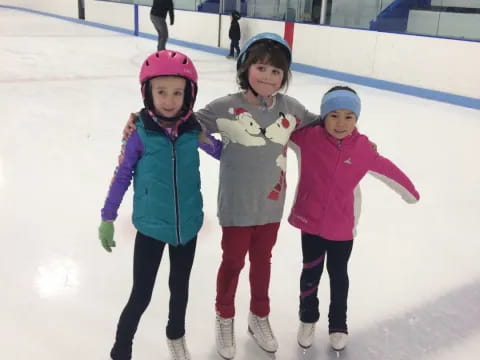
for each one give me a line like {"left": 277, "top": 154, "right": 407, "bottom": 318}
{"left": 226, "top": 10, "right": 241, "bottom": 59}
{"left": 150, "top": 0, "right": 174, "bottom": 51}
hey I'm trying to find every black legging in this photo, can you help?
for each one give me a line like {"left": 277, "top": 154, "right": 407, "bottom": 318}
{"left": 299, "top": 232, "right": 353, "bottom": 333}
{"left": 110, "top": 232, "right": 197, "bottom": 360}
{"left": 229, "top": 39, "right": 240, "bottom": 57}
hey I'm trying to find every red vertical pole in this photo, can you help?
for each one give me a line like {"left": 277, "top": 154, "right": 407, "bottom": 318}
{"left": 284, "top": 22, "right": 294, "bottom": 50}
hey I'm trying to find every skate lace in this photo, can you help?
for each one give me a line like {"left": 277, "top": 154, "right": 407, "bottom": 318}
{"left": 330, "top": 332, "right": 348, "bottom": 350}
{"left": 168, "top": 337, "right": 188, "bottom": 360}
{"left": 217, "top": 317, "right": 234, "bottom": 347}
{"left": 331, "top": 333, "right": 345, "bottom": 342}
{"left": 257, "top": 316, "right": 274, "bottom": 341}
{"left": 301, "top": 323, "right": 314, "bottom": 337}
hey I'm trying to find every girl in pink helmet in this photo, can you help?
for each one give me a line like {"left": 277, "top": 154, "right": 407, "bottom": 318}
{"left": 98, "top": 50, "right": 221, "bottom": 360}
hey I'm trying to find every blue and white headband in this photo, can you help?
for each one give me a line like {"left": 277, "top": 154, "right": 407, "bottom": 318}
{"left": 320, "top": 90, "right": 361, "bottom": 120}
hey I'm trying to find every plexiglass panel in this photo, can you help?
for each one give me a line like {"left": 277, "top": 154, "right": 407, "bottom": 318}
{"left": 97, "top": 0, "right": 480, "bottom": 41}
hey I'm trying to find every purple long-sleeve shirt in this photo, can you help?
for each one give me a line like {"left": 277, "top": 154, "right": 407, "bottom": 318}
{"left": 200, "top": 133, "right": 223, "bottom": 159}
{"left": 101, "top": 131, "right": 222, "bottom": 221}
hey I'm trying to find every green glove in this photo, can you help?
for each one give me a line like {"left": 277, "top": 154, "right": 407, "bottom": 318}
{"left": 98, "top": 221, "right": 115, "bottom": 252}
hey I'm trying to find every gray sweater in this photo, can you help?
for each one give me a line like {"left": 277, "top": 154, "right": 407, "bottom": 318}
{"left": 196, "top": 92, "right": 318, "bottom": 226}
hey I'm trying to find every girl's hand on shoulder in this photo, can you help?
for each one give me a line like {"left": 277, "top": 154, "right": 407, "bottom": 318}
{"left": 370, "top": 141, "right": 377, "bottom": 153}
{"left": 123, "top": 113, "right": 139, "bottom": 140}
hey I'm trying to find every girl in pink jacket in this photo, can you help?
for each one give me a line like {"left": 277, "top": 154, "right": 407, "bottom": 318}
{"left": 288, "top": 86, "right": 420, "bottom": 352}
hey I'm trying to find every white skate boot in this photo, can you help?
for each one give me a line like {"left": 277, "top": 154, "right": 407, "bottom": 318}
{"left": 297, "top": 321, "right": 316, "bottom": 349}
{"left": 247, "top": 312, "right": 278, "bottom": 353}
{"left": 215, "top": 314, "right": 236, "bottom": 359}
{"left": 167, "top": 336, "right": 191, "bottom": 360}
{"left": 329, "top": 332, "right": 348, "bottom": 351}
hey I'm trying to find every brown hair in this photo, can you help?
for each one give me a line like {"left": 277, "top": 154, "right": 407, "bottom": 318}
{"left": 237, "top": 40, "right": 291, "bottom": 92}
{"left": 325, "top": 85, "right": 357, "bottom": 95}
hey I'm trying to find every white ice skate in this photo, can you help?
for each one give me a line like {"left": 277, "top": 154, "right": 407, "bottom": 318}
{"left": 167, "top": 336, "right": 191, "bottom": 360}
{"left": 297, "top": 321, "right": 316, "bottom": 349}
{"left": 329, "top": 332, "right": 348, "bottom": 351}
{"left": 247, "top": 312, "right": 278, "bottom": 353}
{"left": 215, "top": 314, "right": 236, "bottom": 359}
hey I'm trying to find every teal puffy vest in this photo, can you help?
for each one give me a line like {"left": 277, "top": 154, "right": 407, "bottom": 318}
{"left": 132, "top": 120, "right": 203, "bottom": 246}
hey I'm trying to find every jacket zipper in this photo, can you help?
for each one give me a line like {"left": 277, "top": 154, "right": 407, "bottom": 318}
{"left": 321, "top": 139, "right": 343, "bottom": 230}
{"left": 171, "top": 139, "right": 181, "bottom": 245}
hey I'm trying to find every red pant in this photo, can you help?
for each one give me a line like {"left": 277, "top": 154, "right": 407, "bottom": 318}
{"left": 215, "top": 222, "right": 280, "bottom": 318}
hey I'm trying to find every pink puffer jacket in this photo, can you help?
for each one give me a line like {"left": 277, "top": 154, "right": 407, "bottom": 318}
{"left": 288, "top": 126, "right": 419, "bottom": 241}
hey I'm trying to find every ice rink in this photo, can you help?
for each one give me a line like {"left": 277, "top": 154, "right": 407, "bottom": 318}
{"left": 1, "top": 7, "right": 480, "bottom": 360}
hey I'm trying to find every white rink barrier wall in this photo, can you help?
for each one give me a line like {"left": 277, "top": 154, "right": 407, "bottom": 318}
{"left": 1, "top": 0, "right": 479, "bottom": 108}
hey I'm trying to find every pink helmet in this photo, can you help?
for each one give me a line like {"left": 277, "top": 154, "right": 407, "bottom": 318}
{"left": 139, "top": 50, "right": 198, "bottom": 121}
{"left": 139, "top": 50, "right": 198, "bottom": 84}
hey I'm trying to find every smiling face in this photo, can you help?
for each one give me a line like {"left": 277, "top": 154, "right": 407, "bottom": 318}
{"left": 237, "top": 40, "right": 291, "bottom": 95}
{"left": 150, "top": 76, "right": 186, "bottom": 118}
{"left": 324, "top": 109, "right": 357, "bottom": 140}
{"left": 247, "top": 62, "right": 284, "bottom": 97}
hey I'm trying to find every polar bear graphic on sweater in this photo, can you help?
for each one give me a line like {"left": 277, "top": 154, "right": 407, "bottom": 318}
{"left": 263, "top": 112, "right": 300, "bottom": 200}
{"left": 263, "top": 112, "right": 300, "bottom": 145}
{"left": 216, "top": 108, "right": 266, "bottom": 147}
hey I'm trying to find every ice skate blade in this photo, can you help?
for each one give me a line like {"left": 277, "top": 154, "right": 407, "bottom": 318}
{"left": 216, "top": 350, "right": 234, "bottom": 360}
{"left": 297, "top": 341, "right": 312, "bottom": 349}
